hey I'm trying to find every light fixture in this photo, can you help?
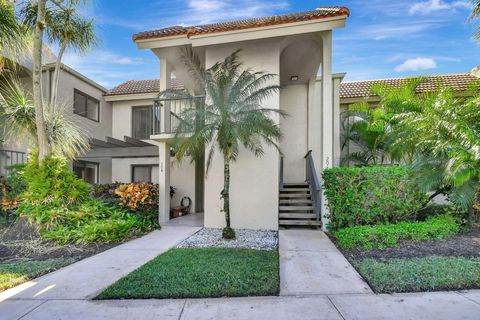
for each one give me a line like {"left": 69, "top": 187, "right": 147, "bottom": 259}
{"left": 290, "top": 75, "right": 299, "bottom": 81}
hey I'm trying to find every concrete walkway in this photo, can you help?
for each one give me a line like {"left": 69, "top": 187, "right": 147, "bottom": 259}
{"left": 279, "top": 229, "right": 372, "bottom": 295}
{"left": 2, "top": 227, "right": 480, "bottom": 319}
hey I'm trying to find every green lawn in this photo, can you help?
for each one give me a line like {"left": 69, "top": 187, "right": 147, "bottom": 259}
{"left": 96, "top": 248, "right": 279, "bottom": 299}
{"left": 0, "top": 258, "right": 76, "bottom": 292}
{"left": 356, "top": 256, "right": 480, "bottom": 293}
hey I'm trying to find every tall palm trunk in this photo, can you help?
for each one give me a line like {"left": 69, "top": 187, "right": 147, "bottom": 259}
{"left": 221, "top": 154, "right": 235, "bottom": 239}
{"left": 223, "top": 157, "right": 231, "bottom": 228}
{"left": 50, "top": 41, "right": 67, "bottom": 106}
{"left": 32, "top": 0, "right": 51, "bottom": 161}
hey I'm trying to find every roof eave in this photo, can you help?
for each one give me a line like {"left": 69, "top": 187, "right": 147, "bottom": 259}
{"left": 135, "top": 15, "right": 348, "bottom": 49}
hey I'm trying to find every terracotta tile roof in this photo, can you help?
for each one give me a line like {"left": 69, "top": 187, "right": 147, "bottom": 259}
{"left": 133, "top": 7, "right": 350, "bottom": 41}
{"left": 105, "top": 79, "right": 183, "bottom": 96}
{"left": 340, "top": 73, "right": 480, "bottom": 100}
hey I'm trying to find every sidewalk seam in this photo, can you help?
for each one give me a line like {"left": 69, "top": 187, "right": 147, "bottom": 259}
{"left": 178, "top": 299, "right": 188, "bottom": 320}
{"left": 17, "top": 300, "right": 48, "bottom": 320}
{"left": 327, "top": 296, "right": 347, "bottom": 320}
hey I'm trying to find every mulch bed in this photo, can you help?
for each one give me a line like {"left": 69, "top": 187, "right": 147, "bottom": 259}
{"left": 0, "top": 219, "right": 117, "bottom": 264}
{"left": 336, "top": 229, "right": 480, "bottom": 261}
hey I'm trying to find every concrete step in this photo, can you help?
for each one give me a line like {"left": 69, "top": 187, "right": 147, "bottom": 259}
{"left": 279, "top": 206, "right": 315, "bottom": 211}
{"left": 279, "top": 213, "right": 317, "bottom": 219}
{"left": 283, "top": 183, "right": 309, "bottom": 188}
{"left": 280, "top": 188, "right": 310, "bottom": 192}
{"left": 279, "top": 219, "right": 322, "bottom": 226}
{"left": 279, "top": 194, "right": 312, "bottom": 200}
{"left": 279, "top": 199, "right": 313, "bottom": 205}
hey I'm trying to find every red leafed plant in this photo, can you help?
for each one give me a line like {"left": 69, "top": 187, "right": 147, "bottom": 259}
{"left": 114, "top": 183, "right": 159, "bottom": 213}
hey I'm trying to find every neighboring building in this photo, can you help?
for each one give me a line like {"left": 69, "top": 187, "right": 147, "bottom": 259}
{"left": 0, "top": 55, "right": 112, "bottom": 184}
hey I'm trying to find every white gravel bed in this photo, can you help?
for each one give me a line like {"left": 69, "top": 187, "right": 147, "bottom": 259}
{"left": 176, "top": 228, "right": 278, "bottom": 250}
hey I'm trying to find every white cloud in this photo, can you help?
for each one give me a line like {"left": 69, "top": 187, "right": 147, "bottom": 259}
{"left": 59, "top": 50, "right": 146, "bottom": 88}
{"left": 181, "top": 0, "right": 290, "bottom": 25}
{"left": 394, "top": 57, "right": 438, "bottom": 72}
{"left": 409, "top": 0, "right": 471, "bottom": 15}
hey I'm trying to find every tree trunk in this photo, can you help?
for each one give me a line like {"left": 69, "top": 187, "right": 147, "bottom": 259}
{"left": 32, "top": 0, "right": 51, "bottom": 161}
{"left": 222, "top": 156, "right": 231, "bottom": 228}
{"left": 50, "top": 41, "right": 67, "bottom": 107}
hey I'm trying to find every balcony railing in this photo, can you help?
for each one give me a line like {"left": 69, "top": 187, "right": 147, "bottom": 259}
{"left": 152, "top": 96, "right": 205, "bottom": 135}
{"left": 0, "top": 149, "right": 27, "bottom": 181}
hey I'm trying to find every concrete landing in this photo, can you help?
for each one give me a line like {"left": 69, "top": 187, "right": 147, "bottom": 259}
{"left": 0, "top": 226, "right": 200, "bottom": 301}
{"left": 279, "top": 229, "right": 372, "bottom": 295}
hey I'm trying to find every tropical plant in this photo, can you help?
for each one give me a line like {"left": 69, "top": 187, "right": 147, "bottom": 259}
{"left": 21, "top": 1, "right": 97, "bottom": 106}
{"left": 342, "top": 78, "right": 424, "bottom": 166}
{"left": 395, "top": 84, "right": 480, "bottom": 214}
{"left": 0, "top": 0, "right": 30, "bottom": 71}
{"left": 160, "top": 49, "right": 284, "bottom": 239}
{"left": 0, "top": 77, "right": 90, "bottom": 159}
{"left": 471, "top": 0, "right": 480, "bottom": 40}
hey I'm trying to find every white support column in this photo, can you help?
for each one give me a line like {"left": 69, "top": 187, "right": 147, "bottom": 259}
{"left": 320, "top": 31, "right": 333, "bottom": 230}
{"left": 158, "top": 59, "right": 172, "bottom": 224}
{"left": 158, "top": 142, "right": 171, "bottom": 224}
{"left": 307, "top": 75, "right": 321, "bottom": 172}
{"left": 160, "top": 59, "right": 172, "bottom": 133}
{"left": 333, "top": 76, "right": 342, "bottom": 167}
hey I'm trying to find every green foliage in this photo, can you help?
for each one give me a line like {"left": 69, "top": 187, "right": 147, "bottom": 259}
{"left": 96, "top": 248, "right": 279, "bottom": 299}
{"left": 0, "top": 258, "right": 76, "bottom": 292}
{"left": 348, "top": 78, "right": 480, "bottom": 213}
{"left": 396, "top": 85, "right": 480, "bottom": 211}
{"left": 335, "top": 215, "right": 460, "bottom": 250}
{"left": 4, "top": 164, "right": 27, "bottom": 201}
{"left": 40, "top": 206, "right": 156, "bottom": 245}
{"left": 0, "top": 1, "right": 29, "bottom": 70}
{"left": 356, "top": 256, "right": 480, "bottom": 293}
{"left": 342, "top": 78, "right": 424, "bottom": 165}
{"left": 18, "top": 153, "right": 89, "bottom": 207}
{"left": 15, "top": 155, "right": 158, "bottom": 244}
{"left": 322, "top": 166, "right": 429, "bottom": 230}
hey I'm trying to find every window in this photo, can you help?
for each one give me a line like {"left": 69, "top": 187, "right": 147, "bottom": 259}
{"left": 73, "top": 161, "right": 99, "bottom": 184}
{"left": 132, "top": 106, "right": 153, "bottom": 140}
{"left": 74, "top": 89, "right": 99, "bottom": 122}
{"left": 132, "top": 165, "right": 158, "bottom": 183}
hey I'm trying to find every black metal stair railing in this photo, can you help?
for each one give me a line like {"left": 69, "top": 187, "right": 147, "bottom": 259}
{"left": 304, "top": 150, "right": 321, "bottom": 224}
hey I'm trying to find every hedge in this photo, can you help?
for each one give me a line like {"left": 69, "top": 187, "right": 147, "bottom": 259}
{"left": 335, "top": 214, "right": 460, "bottom": 249}
{"left": 322, "top": 166, "right": 428, "bottom": 230}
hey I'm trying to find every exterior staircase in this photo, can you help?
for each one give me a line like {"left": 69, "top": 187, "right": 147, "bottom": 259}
{"left": 279, "top": 182, "right": 322, "bottom": 227}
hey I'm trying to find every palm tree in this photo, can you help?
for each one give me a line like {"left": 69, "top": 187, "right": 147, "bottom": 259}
{"left": 342, "top": 79, "right": 424, "bottom": 166}
{"left": 396, "top": 84, "right": 480, "bottom": 214}
{"left": 160, "top": 49, "right": 284, "bottom": 239}
{"left": 21, "top": 1, "right": 97, "bottom": 106}
{"left": 0, "top": 77, "right": 90, "bottom": 159}
{"left": 0, "top": 0, "right": 29, "bottom": 71}
{"left": 470, "top": 0, "right": 480, "bottom": 39}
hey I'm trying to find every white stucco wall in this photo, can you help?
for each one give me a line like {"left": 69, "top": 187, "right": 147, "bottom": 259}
{"left": 280, "top": 84, "right": 308, "bottom": 183}
{"left": 203, "top": 39, "right": 281, "bottom": 230}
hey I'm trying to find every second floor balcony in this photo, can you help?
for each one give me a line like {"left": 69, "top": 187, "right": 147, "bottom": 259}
{"left": 150, "top": 96, "right": 205, "bottom": 140}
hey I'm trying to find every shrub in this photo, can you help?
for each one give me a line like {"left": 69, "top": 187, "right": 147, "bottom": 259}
{"left": 4, "top": 164, "right": 27, "bottom": 204}
{"left": 335, "top": 214, "right": 460, "bottom": 250}
{"left": 115, "top": 183, "right": 159, "bottom": 213}
{"left": 322, "top": 166, "right": 429, "bottom": 230}
{"left": 15, "top": 155, "right": 158, "bottom": 244}
{"left": 20, "top": 154, "right": 89, "bottom": 206}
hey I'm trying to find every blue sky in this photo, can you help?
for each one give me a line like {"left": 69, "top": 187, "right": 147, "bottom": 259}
{"left": 62, "top": 0, "right": 479, "bottom": 88}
